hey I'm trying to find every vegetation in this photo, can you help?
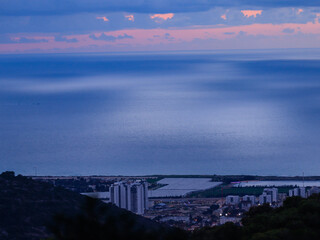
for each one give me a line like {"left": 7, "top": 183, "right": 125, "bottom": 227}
{"left": 194, "top": 195, "right": 320, "bottom": 240}
{"left": 51, "top": 195, "right": 320, "bottom": 240}
{"left": 146, "top": 177, "right": 164, "bottom": 184}
{"left": 52, "top": 177, "right": 111, "bottom": 192}
{"left": 0, "top": 171, "right": 85, "bottom": 240}
{"left": 188, "top": 186, "right": 294, "bottom": 198}
{"left": 147, "top": 174, "right": 320, "bottom": 182}
{"left": 147, "top": 175, "right": 258, "bottom": 183}
{"left": 49, "top": 197, "right": 187, "bottom": 240}
{"left": 0, "top": 172, "right": 166, "bottom": 240}
{"left": 3, "top": 171, "right": 320, "bottom": 240}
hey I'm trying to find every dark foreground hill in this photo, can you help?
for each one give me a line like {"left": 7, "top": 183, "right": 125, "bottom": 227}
{"left": 51, "top": 189, "right": 320, "bottom": 240}
{"left": 2, "top": 171, "right": 320, "bottom": 240}
{"left": 0, "top": 171, "right": 181, "bottom": 240}
{"left": 192, "top": 194, "right": 320, "bottom": 240}
{"left": 0, "top": 171, "right": 84, "bottom": 239}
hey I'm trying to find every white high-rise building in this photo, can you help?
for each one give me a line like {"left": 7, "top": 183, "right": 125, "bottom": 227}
{"left": 144, "top": 182, "right": 149, "bottom": 210}
{"left": 258, "top": 188, "right": 278, "bottom": 205}
{"left": 110, "top": 181, "right": 148, "bottom": 215}
{"left": 120, "top": 184, "right": 127, "bottom": 208}
{"left": 289, "top": 187, "right": 306, "bottom": 198}
{"left": 110, "top": 184, "right": 121, "bottom": 206}
{"left": 263, "top": 188, "right": 278, "bottom": 202}
{"left": 259, "top": 193, "right": 272, "bottom": 204}
{"left": 126, "top": 184, "right": 132, "bottom": 211}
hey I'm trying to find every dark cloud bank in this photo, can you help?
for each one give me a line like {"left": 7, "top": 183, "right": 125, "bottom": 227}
{"left": 89, "top": 33, "right": 133, "bottom": 42}
{"left": 0, "top": 35, "right": 48, "bottom": 44}
{"left": 1, "top": 0, "right": 320, "bottom": 16}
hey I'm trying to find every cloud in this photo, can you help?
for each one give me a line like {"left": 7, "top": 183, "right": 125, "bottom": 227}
{"left": 151, "top": 33, "right": 175, "bottom": 41}
{"left": 125, "top": 15, "right": 134, "bottom": 21}
{"left": 0, "top": 35, "right": 48, "bottom": 44}
{"left": 96, "top": 16, "right": 109, "bottom": 22}
{"left": 3, "top": 19, "right": 320, "bottom": 53}
{"left": 54, "top": 35, "right": 78, "bottom": 43}
{"left": 224, "top": 32, "right": 235, "bottom": 35}
{"left": 297, "top": 9, "right": 304, "bottom": 15}
{"left": 282, "top": 28, "right": 295, "bottom": 33}
{"left": 18, "top": 37, "right": 48, "bottom": 43}
{"left": 1, "top": 7, "right": 317, "bottom": 35}
{"left": 241, "top": 10, "right": 262, "bottom": 18}
{"left": 89, "top": 33, "right": 133, "bottom": 41}
{"left": 220, "top": 10, "right": 229, "bottom": 20}
{"left": 0, "top": 35, "right": 18, "bottom": 44}
{"left": 117, "top": 33, "right": 134, "bottom": 39}
{"left": 150, "top": 13, "right": 174, "bottom": 22}
{"left": 2, "top": 0, "right": 320, "bottom": 16}
{"left": 238, "top": 31, "right": 247, "bottom": 36}
{"left": 164, "top": 33, "right": 175, "bottom": 41}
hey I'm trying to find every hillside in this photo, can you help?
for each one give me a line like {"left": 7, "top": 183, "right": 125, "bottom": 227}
{"left": 192, "top": 195, "right": 320, "bottom": 240}
{"left": 3, "top": 171, "right": 320, "bottom": 240}
{"left": 0, "top": 171, "right": 171, "bottom": 240}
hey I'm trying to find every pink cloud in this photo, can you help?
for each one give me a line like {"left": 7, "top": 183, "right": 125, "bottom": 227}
{"left": 125, "top": 15, "right": 134, "bottom": 22}
{"left": 150, "top": 13, "right": 174, "bottom": 22}
{"left": 221, "top": 14, "right": 227, "bottom": 20}
{"left": 104, "top": 20, "right": 320, "bottom": 44}
{"left": 221, "top": 10, "right": 229, "bottom": 20}
{"left": 2, "top": 19, "right": 320, "bottom": 53}
{"left": 297, "top": 9, "right": 304, "bottom": 15}
{"left": 241, "top": 10, "right": 262, "bottom": 18}
{"left": 96, "top": 16, "right": 109, "bottom": 22}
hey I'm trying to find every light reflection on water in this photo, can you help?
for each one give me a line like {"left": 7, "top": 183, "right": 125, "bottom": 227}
{"left": 0, "top": 50, "right": 319, "bottom": 176}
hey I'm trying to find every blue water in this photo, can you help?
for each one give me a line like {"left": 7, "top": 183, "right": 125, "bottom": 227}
{"left": 0, "top": 50, "right": 320, "bottom": 176}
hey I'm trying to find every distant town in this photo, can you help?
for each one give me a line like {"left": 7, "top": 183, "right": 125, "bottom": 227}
{"left": 33, "top": 175, "right": 320, "bottom": 230}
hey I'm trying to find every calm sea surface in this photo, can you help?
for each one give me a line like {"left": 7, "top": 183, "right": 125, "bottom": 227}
{"left": 0, "top": 49, "right": 320, "bottom": 176}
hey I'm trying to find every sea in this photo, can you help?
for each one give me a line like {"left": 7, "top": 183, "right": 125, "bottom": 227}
{"left": 0, "top": 49, "right": 320, "bottom": 176}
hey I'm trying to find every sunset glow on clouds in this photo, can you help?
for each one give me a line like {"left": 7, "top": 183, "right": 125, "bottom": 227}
{"left": 125, "top": 15, "right": 134, "bottom": 21}
{"left": 221, "top": 10, "right": 230, "bottom": 20}
{"left": 150, "top": 13, "right": 174, "bottom": 21}
{"left": 241, "top": 10, "right": 262, "bottom": 18}
{"left": 1, "top": 1, "right": 320, "bottom": 54}
{"left": 96, "top": 16, "right": 109, "bottom": 22}
{"left": 297, "top": 9, "right": 304, "bottom": 15}
{"left": 3, "top": 18, "right": 320, "bottom": 53}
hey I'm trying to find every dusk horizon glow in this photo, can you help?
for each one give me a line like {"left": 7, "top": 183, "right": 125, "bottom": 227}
{"left": 1, "top": 1, "right": 320, "bottom": 177}
{"left": 2, "top": 2, "right": 320, "bottom": 239}
{"left": 1, "top": 1, "right": 320, "bottom": 54}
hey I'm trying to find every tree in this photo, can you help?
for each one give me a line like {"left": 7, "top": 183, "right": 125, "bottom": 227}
{"left": 49, "top": 197, "right": 188, "bottom": 240}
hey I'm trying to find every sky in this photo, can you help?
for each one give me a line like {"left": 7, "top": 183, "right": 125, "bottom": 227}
{"left": 1, "top": 1, "right": 320, "bottom": 53}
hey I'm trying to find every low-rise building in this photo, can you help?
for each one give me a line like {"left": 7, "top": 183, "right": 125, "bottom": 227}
{"left": 219, "top": 216, "right": 241, "bottom": 225}
{"left": 226, "top": 195, "right": 240, "bottom": 205}
{"left": 241, "top": 201, "right": 254, "bottom": 211}
{"left": 242, "top": 195, "right": 255, "bottom": 205}
{"left": 307, "top": 187, "right": 320, "bottom": 197}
